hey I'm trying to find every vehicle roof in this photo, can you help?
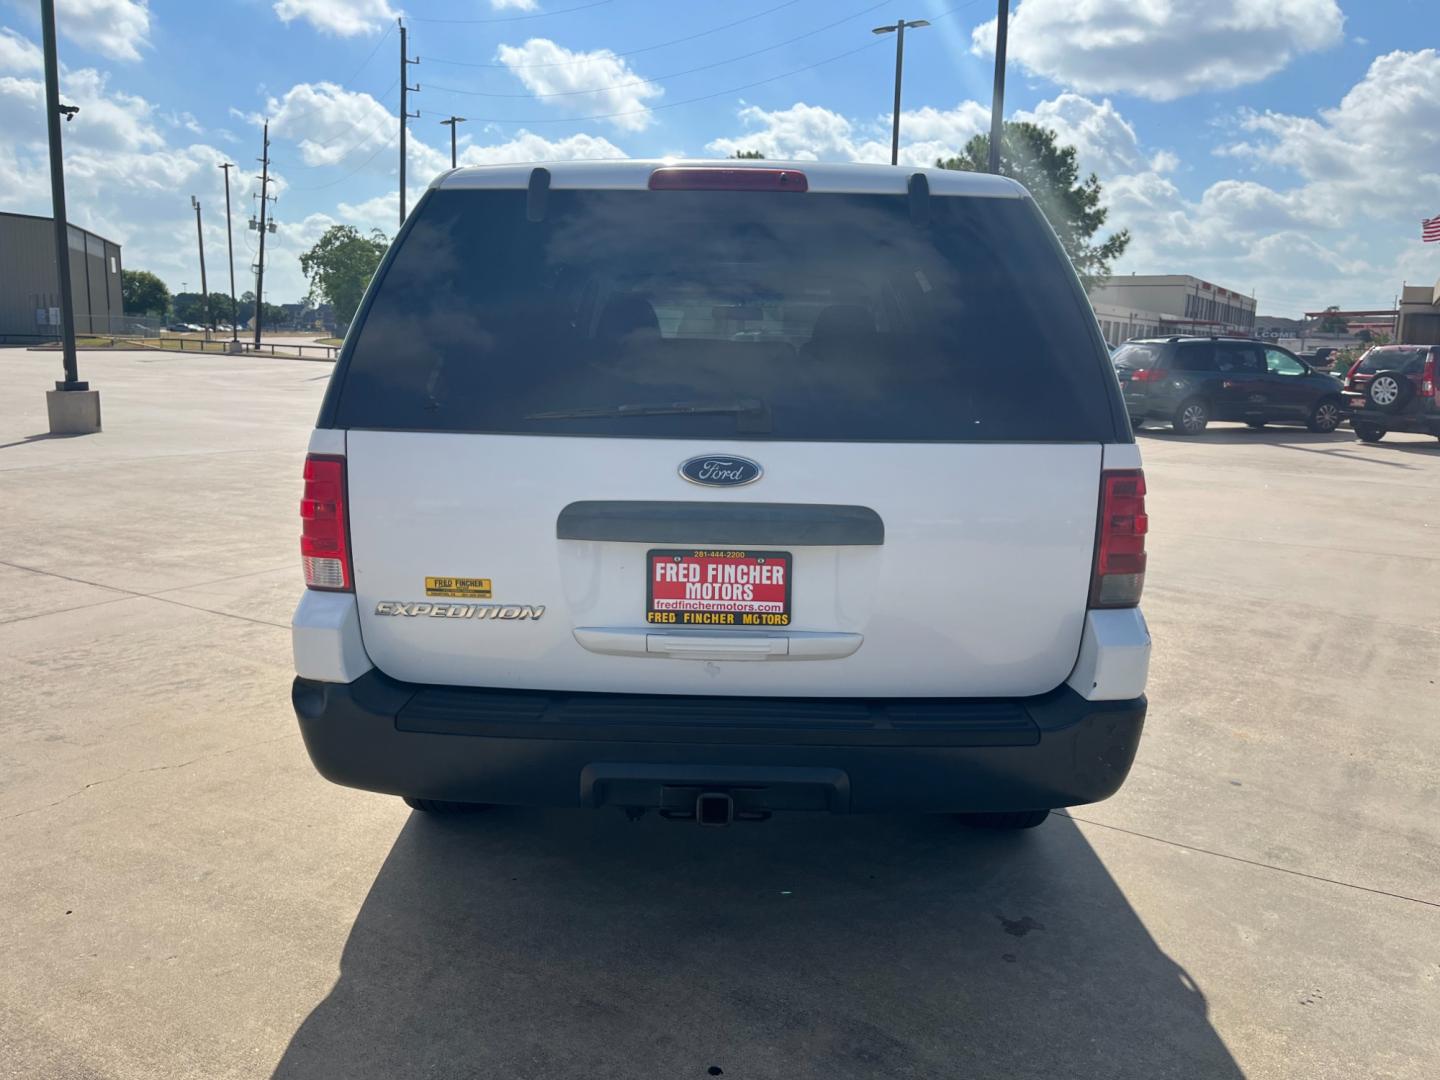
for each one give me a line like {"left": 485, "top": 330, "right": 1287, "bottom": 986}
{"left": 1124, "top": 336, "right": 1267, "bottom": 344}
{"left": 432, "top": 158, "right": 1028, "bottom": 199}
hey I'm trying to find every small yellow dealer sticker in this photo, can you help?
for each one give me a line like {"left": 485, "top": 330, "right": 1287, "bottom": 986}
{"left": 425, "top": 577, "right": 493, "bottom": 599}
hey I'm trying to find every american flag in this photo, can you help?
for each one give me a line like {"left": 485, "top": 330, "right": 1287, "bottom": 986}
{"left": 1425, "top": 215, "right": 1440, "bottom": 242}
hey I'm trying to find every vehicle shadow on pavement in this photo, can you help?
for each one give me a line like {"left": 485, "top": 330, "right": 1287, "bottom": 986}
{"left": 271, "top": 809, "right": 1244, "bottom": 1080}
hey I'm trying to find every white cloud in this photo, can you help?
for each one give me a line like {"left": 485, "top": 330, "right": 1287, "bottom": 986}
{"left": 706, "top": 100, "right": 988, "bottom": 166}
{"left": 54, "top": 0, "right": 151, "bottom": 62}
{"left": 1101, "top": 54, "right": 1440, "bottom": 312}
{"left": 972, "top": 0, "right": 1344, "bottom": 101}
{"left": 490, "top": 0, "right": 539, "bottom": 10}
{"left": 272, "top": 0, "right": 396, "bottom": 37}
{"left": 266, "top": 81, "right": 403, "bottom": 169}
{"left": 496, "top": 37, "right": 662, "bottom": 132}
{"left": 0, "top": 26, "right": 43, "bottom": 72}
{"left": 457, "top": 128, "right": 625, "bottom": 164}
{"left": 1014, "top": 94, "right": 1144, "bottom": 176}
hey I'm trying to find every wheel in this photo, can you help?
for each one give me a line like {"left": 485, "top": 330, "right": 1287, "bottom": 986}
{"left": 1366, "top": 372, "right": 1412, "bottom": 413}
{"left": 1246, "top": 420, "right": 1266, "bottom": 429}
{"left": 403, "top": 796, "right": 491, "bottom": 814}
{"left": 1353, "top": 422, "right": 1386, "bottom": 443}
{"left": 1172, "top": 398, "right": 1209, "bottom": 436}
{"left": 1307, "top": 397, "right": 1343, "bottom": 433}
{"left": 1129, "top": 416, "right": 1145, "bottom": 430}
{"left": 956, "top": 809, "right": 1051, "bottom": 830}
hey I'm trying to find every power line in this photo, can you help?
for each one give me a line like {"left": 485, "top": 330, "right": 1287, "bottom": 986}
{"left": 423, "top": 37, "right": 892, "bottom": 125}
{"left": 407, "top": 0, "right": 616, "bottom": 25}
{"left": 283, "top": 127, "right": 400, "bottom": 192}
{"left": 425, "top": 0, "right": 895, "bottom": 99}
{"left": 422, "top": 0, "right": 808, "bottom": 69}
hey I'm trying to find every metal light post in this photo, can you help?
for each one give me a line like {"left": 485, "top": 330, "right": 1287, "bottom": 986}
{"left": 190, "top": 195, "right": 210, "bottom": 338}
{"left": 440, "top": 115, "right": 467, "bottom": 169}
{"left": 987, "top": 0, "right": 1011, "bottom": 174}
{"left": 219, "top": 162, "right": 238, "bottom": 341}
{"left": 872, "top": 19, "right": 930, "bottom": 166}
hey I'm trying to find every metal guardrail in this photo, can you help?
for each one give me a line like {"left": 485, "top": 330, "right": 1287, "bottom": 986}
{"left": 160, "top": 335, "right": 339, "bottom": 360}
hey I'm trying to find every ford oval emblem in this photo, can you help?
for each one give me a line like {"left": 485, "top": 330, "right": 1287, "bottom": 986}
{"left": 679, "top": 454, "right": 763, "bottom": 487}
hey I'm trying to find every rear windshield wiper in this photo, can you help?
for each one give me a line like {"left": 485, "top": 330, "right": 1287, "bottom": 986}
{"left": 526, "top": 398, "right": 771, "bottom": 432}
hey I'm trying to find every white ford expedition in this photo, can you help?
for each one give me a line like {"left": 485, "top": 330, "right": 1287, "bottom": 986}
{"left": 291, "top": 160, "right": 1150, "bottom": 829}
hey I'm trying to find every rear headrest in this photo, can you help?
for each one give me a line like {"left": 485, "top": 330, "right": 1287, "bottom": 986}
{"left": 810, "top": 304, "right": 875, "bottom": 342}
{"left": 597, "top": 295, "right": 660, "bottom": 340}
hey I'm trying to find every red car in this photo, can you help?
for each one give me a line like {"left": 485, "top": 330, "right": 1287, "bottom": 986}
{"left": 1342, "top": 345, "right": 1440, "bottom": 443}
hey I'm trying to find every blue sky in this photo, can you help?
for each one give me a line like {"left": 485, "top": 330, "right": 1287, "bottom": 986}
{"left": 2, "top": 0, "right": 1438, "bottom": 313}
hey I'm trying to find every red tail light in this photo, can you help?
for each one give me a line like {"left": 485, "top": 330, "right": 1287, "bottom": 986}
{"left": 1421, "top": 354, "right": 1436, "bottom": 398}
{"left": 1344, "top": 356, "right": 1364, "bottom": 388}
{"left": 1127, "top": 367, "right": 1160, "bottom": 383}
{"left": 1091, "top": 469, "right": 1147, "bottom": 609}
{"left": 300, "top": 454, "right": 352, "bottom": 591}
{"left": 648, "top": 167, "right": 808, "bottom": 192}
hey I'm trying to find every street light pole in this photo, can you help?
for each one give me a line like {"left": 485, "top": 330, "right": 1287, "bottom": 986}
{"left": 440, "top": 115, "right": 467, "bottom": 169}
{"left": 190, "top": 195, "right": 210, "bottom": 338}
{"left": 40, "top": 0, "right": 80, "bottom": 389}
{"left": 219, "top": 162, "right": 238, "bottom": 341}
{"left": 873, "top": 19, "right": 930, "bottom": 166}
{"left": 987, "top": 0, "right": 1011, "bottom": 174}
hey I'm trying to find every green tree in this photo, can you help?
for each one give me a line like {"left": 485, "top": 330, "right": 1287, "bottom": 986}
{"left": 171, "top": 292, "right": 208, "bottom": 324}
{"left": 299, "top": 225, "right": 389, "bottom": 331}
{"left": 936, "top": 121, "right": 1129, "bottom": 286}
{"left": 238, "top": 290, "right": 288, "bottom": 330}
{"left": 121, "top": 269, "right": 170, "bottom": 316}
{"left": 729, "top": 150, "right": 766, "bottom": 159}
{"left": 1318, "top": 305, "right": 1347, "bottom": 334}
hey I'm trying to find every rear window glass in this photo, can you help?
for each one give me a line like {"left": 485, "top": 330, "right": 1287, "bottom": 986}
{"left": 332, "top": 187, "right": 1117, "bottom": 441}
{"left": 1113, "top": 344, "right": 1165, "bottom": 369}
{"left": 1356, "top": 348, "right": 1427, "bottom": 374}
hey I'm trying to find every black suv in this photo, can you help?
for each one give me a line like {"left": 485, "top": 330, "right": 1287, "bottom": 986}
{"left": 1115, "top": 337, "right": 1345, "bottom": 436}
{"left": 1341, "top": 345, "right": 1440, "bottom": 443}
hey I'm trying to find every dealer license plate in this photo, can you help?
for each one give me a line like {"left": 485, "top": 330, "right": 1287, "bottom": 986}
{"left": 646, "top": 549, "right": 792, "bottom": 628}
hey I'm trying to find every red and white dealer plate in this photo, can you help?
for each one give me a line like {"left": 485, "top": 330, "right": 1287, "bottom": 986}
{"left": 646, "top": 549, "right": 792, "bottom": 627}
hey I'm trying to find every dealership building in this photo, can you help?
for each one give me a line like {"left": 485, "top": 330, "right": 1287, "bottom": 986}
{"left": 1088, "top": 274, "right": 1258, "bottom": 345}
{"left": 0, "top": 211, "right": 124, "bottom": 342}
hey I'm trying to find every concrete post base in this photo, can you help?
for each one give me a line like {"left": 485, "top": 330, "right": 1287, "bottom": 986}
{"left": 46, "top": 389, "right": 102, "bottom": 434}
{"left": 226, "top": 340, "right": 245, "bottom": 355}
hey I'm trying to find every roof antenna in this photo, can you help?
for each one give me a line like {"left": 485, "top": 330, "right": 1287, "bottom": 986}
{"left": 527, "top": 167, "right": 551, "bottom": 223}
{"left": 907, "top": 172, "right": 930, "bottom": 228}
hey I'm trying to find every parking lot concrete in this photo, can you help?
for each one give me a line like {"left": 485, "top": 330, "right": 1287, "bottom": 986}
{"left": 2, "top": 349, "right": 1437, "bottom": 1080}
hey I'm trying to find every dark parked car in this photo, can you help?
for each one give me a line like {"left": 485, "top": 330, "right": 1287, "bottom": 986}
{"left": 1341, "top": 344, "right": 1440, "bottom": 443}
{"left": 1115, "top": 337, "right": 1345, "bottom": 435}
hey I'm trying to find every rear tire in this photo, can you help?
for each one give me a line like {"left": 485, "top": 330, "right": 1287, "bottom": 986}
{"left": 956, "top": 809, "right": 1051, "bottom": 830}
{"left": 1173, "top": 398, "right": 1209, "bottom": 436}
{"left": 403, "top": 796, "right": 491, "bottom": 814}
{"left": 1129, "top": 416, "right": 1145, "bottom": 431}
{"left": 1246, "top": 420, "right": 1266, "bottom": 430}
{"left": 1353, "top": 422, "right": 1386, "bottom": 443}
{"left": 1307, "top": 397, "right": 1343, "bottom": 433}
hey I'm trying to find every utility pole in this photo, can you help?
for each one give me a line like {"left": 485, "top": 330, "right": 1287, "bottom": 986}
{"left": 987, "top": 0, "right": 1011, "bottom": 174}
{"left": 440, "top": 115, "right": 467, "bottom": 169}
{"left": 252, "top": 121, "right": 275, "bottom": 346}
{"left": 190, "top": 195, "right": 210, "bottom": 337}
{"left": 399, "top": 19, "right": 420, "bottom": 225}
{"left": 872, "top": 19, "right": 930, "bottom": 166}
{"left": 218, "top": 162, "right": 238, "bottom": 341}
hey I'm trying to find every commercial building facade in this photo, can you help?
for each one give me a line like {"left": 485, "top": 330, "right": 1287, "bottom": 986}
{"left": 1397, "top": 279, "right": 1440, "bottom": 345}
{"left": 1088, "top": 274, "right": 1257, "bottom": 342}
{"left": 0, "top": 211, "right": 123, "bottom": 341}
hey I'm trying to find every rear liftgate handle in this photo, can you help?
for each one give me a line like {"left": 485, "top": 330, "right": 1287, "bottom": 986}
{"left": 572, "top": 627, "right": 863, "bottom": 661}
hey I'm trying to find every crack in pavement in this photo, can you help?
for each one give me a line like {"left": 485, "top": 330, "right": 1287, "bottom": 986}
{"left": 0, "top": 734, "right": 295, "bottom": 822}
{"left": 1059, "top": 811, "right": 1440, "bottom": 911}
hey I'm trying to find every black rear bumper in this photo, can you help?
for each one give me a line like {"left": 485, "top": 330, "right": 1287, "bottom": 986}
{"left": 293, "top": 671, "right": 1146, "bottom": 815}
